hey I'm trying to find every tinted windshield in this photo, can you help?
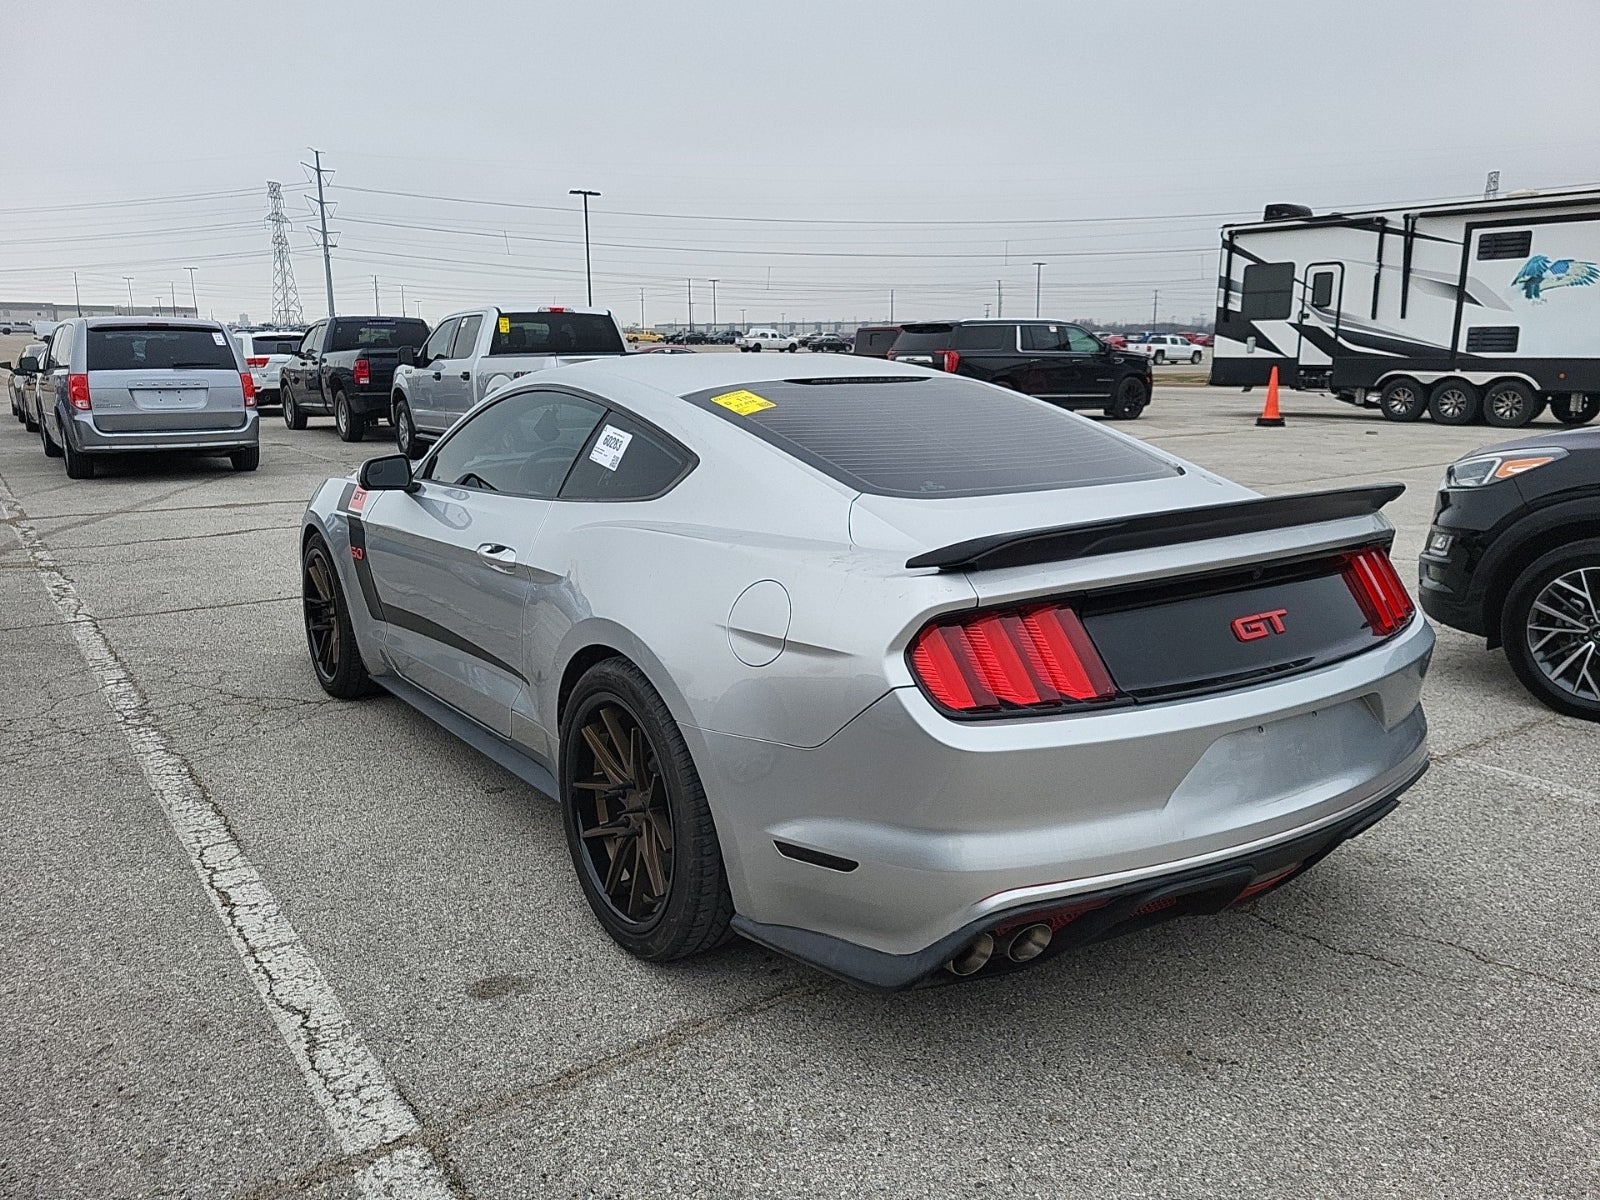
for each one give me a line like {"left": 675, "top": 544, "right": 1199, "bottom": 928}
{"left": 684, "top": 376, "right": 1179, "bottom": 498}
{"left": 87, "top": 327, "right": 237, "bottom": 371}
{"left": 890, "top": 324, "right": 957, "bottom": 353}
{"left": 488, "top": 312, "right": 624, "bottom": 355}
{"left": 328, "top": 319, "right": 430, "bottom": 352}
{"left": 251, "top": 334, "right": 302, "bottom": 356}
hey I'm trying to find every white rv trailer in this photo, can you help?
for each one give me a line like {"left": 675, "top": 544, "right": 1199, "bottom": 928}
{"left": 1210, "top": 186, "right": 1600, "bottom": 427}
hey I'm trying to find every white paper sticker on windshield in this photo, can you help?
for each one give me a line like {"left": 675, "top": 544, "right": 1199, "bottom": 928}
{"left": 211, "top": 331, "right": 226, "bottom": 345}
{"left": 589, "top": 424, "right": 632, "bottom": 471}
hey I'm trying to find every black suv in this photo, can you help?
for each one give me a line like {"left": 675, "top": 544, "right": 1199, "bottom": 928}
{"left": 887, "top": 320, "right": 1153, "bottom": 418}
{"left": 1420, "top": 428, "right": 1600, "bottom": 720}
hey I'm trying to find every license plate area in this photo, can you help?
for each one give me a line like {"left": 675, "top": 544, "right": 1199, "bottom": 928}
{"left": 1082, "top": 568, "right": 1375, "bottom": 699}
{"left": 131, "top": 388, "right": 207, "bottom": 410}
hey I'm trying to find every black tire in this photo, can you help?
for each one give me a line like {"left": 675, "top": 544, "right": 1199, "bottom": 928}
{"left": 1482, "top": 379, "right": 1543, "bottom": 429}
{"left": 1377, "top": 377, "right": 1427, "bottom": 423}
{"left": 230, "top": 446, "right": 260, "bottom": 472}
{"left": 61, "top": 426, "right": 93, "bottom": 479}
{"left": 1428, "top": 378, "right": 1481, "bottom": 426}
{"left": 39, "top": 412, "right": 62, "bottom": 458}
{"left": 301, "top": 535, "right": 377, "bottom": 700}
{"left": 283, "top": 386, "right": 307, "bottom": 430}
{"left": 1190, "top": 351, "right": 1202, "bottom": 364}
{"left": 750, "top": 344, "right": 762, "bottom": 352}
{"left": 333, "top": 390, "right": 365, "bottom": 443}
{"left": 22, "top": 398, "right": 39, "bottom": 432}
{"left": 559, "top": 658, "right": 733, "bottom": 961}
{"left": 393, "top": 398, "right": 426, "bottom": 459}
{"left": 1552, "top": 394, "right": 1600, "bottom": 426}
{"left": 1105, "top": 376, "right": 1149, "bottom": 420}
{"left": 1153, "top": 351, "right": 1166, "bottom": 364}
{"left": 1500, "top": 538, "right": 1600, "bottom": 722}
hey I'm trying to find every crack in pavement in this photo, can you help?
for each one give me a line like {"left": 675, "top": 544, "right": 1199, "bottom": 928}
{"left": 235, "top": 978, "right": 837, "bottom": 1200}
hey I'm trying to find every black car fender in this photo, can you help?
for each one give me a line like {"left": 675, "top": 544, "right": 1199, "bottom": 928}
{"left": 1476, "top": 496, "right": 1600, "bottom": 647}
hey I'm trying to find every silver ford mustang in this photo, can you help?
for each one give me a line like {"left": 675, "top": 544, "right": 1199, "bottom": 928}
{"left": 300, "top": 354, "right": 1432, "bottom": 988}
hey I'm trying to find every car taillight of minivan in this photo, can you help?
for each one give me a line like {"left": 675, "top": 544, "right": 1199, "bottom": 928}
{"left": 67, "top": 374, "right": 91, "bottom": 411}
{"left": 353, "top": 358, "right": 371, "bottom": 386}
{"left": 240, "top": 372, "right": 257, "bottom": 408}
{"left": 909, "top": 604, "right": 1117, "bottom": 715}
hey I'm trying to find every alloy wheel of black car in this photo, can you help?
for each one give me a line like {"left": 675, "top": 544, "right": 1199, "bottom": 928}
{"left": 301, "top": 537, "right": 375, "bottom": 699}
{"left": 560, "top": 659, "right": 731, "bottom": 960}
{"left": 1429, "top": 379, "right": 1481, "bottom": 426}
{"left": 1378, "top": 378, "right": 1427, "bottom": 422}
{"left": 1483, "top": 379, "right": 1543, "bottom": 429}
{"left": 1502, "top": 539, "right": 1600, "bottom": 722}
{"left": 1552, "top": 394, "right": 1600, "bottom": 426}
{"left": 1105, "top": 377, "right": 1148, "bottom": 420}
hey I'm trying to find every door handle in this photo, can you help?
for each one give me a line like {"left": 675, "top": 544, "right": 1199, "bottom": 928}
{"left": 432, "top": 371, "right": 442, "bottom": 380}
{"left": 459, "top": 371, "right": 470, "bottom": 381}
{"left": 476, "top": 543, "right": 517, "bottom": 572}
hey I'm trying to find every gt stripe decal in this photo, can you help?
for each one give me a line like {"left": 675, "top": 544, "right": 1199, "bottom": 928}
{"left": 336, "top": 481, "right": 385, "bottom": 620}
{"left": 382, "top": 604, "right": 529, "bottom": 684}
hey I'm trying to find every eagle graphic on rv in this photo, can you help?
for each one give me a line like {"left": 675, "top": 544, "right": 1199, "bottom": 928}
{"left": 1510, "top": 255, "right": 1600, "bottom": 301}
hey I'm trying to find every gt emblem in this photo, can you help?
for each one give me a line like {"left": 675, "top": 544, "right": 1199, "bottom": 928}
{"left": 1231, "top": 608, "right": 1288, "bottom": 642}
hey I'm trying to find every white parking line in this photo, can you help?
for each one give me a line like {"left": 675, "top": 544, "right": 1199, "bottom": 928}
{"left": 0, "top": 491, "right": 454, "bottom": 1200}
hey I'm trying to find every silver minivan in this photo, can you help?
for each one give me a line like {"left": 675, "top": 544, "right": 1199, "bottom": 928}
{"left": 37, "top": 318, "right": 260, "bottom": 479}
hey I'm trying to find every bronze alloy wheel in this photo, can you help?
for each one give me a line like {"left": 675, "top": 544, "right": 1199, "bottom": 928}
{"left": 570, "top": 697, "right": 675, "bottom": 926}
{"left": 302, "top": 546, "right": 342, "bottom": 683}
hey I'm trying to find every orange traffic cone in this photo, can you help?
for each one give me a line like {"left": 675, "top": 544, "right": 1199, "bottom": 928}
{"left": 1255, "top": 365, "right": 1286, "bottom": 427}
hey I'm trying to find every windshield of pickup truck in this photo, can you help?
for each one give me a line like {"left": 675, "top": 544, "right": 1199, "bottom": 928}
{"left": 328, "top": 319, "right": 430, "bottom": 352}
{"left": 488, "top": 312, "right": 624, "bottom": 356}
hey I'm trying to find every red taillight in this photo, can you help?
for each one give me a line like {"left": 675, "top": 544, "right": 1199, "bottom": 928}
{"left": 240, "top": 372, "right": 257, "bottom": 408}
{"left": 543, "top": 306, "right": 567, "bottom": 313}
{"left": 67, "top": 373, "right": 91, "bottom": 410}
{"left": 1341, "top": 546, "right": 1414, "bottom": 636}
{"left": 353, "top": 358, "right": 371, "bottom": 386}
{"left": 246, "top": 355, "right": 269, "bottom": 368}
{"left": 909, "top": 603, "right": 1117, "bottom": 714}
{"left": 936, "top": 349, "right": 960, "bottom": 373}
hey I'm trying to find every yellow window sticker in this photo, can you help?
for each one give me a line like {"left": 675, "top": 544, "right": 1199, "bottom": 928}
{"left": 710, "top": 389, "right": 775, "bottom": 416}
{"left": 497, "top": 316, "right": 511, "bottom": 334}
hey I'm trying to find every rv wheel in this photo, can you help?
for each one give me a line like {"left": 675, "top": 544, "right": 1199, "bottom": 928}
{"left": 1377, "top": 377, "right": 1427, "bottom": 422}
{"left": 1428, "top": 378, "right": 1482, "bottom": 426}
{"left": 1483, "top": 379, "right": 1543, "bottom": 429}
{"left": 1553, "top": 394, "right": 1600, "bottom": 426}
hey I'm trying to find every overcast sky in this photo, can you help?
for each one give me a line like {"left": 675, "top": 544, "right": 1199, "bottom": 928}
{"left": 4, "top": 0, "right": 1598, "bottom": 327}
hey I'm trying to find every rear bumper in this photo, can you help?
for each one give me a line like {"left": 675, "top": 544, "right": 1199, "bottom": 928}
{"left": 696, "top": 614, "right": 1433, "bottom": 983}
{"left": 69, "top": 410, "right": 259, "bottom": 453}
{"left": 346, "top": 388, "right": 393, "bottom": 417}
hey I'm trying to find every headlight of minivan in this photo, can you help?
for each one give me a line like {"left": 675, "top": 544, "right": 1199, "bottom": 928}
{"left": 1445, "top": 448, "right": 1567, "bottom": 488}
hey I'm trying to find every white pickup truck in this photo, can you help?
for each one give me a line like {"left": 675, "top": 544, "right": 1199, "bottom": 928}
{"left": 389, "top": 305, "right": 629, "bottom": 457}
{"left": 1125, "top": 334, "right": 1203, "bottom": 364}
{"left": 736, "top": 327, "right": 800, "bottom": 353}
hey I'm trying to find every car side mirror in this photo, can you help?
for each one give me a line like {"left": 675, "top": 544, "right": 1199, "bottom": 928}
{"left": 0, "top": 360, "right": 12, "bottom": 373}
{"left": 397, "top": 346, "right": 416, "bottom": 367}
{"left": 358, "top": 454, "right": 416, "bottom": 492}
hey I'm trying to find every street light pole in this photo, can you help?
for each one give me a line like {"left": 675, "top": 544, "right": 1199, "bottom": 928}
{"left": 569, "top": 189, "right": 601, "bottom": 305}
{"left": 72, "top": 271, "right": 82, "bottom": 316}
{"left": 185, "top": 266, "right": 198, "bottom": 315}
{"left": 686, "top": 279, "right": 693, "bottom": 331}
{"left": 1033, "top": 262, "right": 1045, "bottom": 318}
{"left": 372, "top": 275, "right": 380, "bottom": 314}
{"left": 996, "top": 280, "right": 1003, "bottom": 319}
{"left": 169, "top": 281, "right": 177, "bottom": 314}
{"left": 123, "top": 276, "right": 134, "bottom": 315}
{"left": 708, "top": 279, "right": 718, "bottom": 328}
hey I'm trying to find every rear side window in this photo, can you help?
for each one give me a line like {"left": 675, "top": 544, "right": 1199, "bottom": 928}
{"left": 1241, "top": 262, "right": 1296, "bottom": 320}
{"left": 87, "top": 327, "right": 236, "bottom": 371}
{"left": 451, "top": 315, "right": 483, "bottom": 358}
{"left": 684, "top": 376, "right": 1179, "bottom": 498}
{"left": 954, "top": 324, "right": 1016, "bottom": 351}
{"left": 328, "top": 319, "right": 430, "bottom": 352}
{"left": 560, "top": 411, "right": 694, "bottom": 502}
{"left": 854, "top": 328, "right": 900, "bottom": 355}
{"left": 488, "top": 312, "right": 624, "bottom": 355}
{"left": 1022, "top": 324, "right": 1099, "bottom": 353}
{"left": 427, "top": 391, "right": 605, "bottom": 497}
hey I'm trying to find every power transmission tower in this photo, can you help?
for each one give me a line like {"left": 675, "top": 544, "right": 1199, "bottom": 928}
{"left": 266, "top": 182, "right": 303, "bottom": 326}
{"left": 1484, "top": 170, "right": 1501, "bottom": 200}
{"left": 300, "top": 149, "right": 339, "bottom": 318}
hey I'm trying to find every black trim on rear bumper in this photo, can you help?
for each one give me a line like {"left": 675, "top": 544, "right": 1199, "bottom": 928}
{"left": 906, "top": 483, "right": 1406, "bottom": 572}
{"left": 732, "top": 762, "right": 1426, "bottom": 991}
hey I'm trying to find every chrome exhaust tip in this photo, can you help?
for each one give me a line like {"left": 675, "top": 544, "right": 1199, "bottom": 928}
{"left": 945, "top": 933, "right": 995, "bottom": 976}
{"left": 1005, "top": 923, "right": 1052, "bottom": 963}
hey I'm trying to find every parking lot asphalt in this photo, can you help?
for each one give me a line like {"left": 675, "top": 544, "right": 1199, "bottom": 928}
{"left": 2, "top": 353, "right": 1596, "bottom": 1199}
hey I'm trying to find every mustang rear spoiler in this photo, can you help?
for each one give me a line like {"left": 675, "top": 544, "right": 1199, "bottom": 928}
{"left": 905, "top": 482, "right": 1406, "bottom": 572}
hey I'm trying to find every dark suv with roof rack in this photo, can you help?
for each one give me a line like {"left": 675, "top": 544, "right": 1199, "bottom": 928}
{"left": 888, "top": 320, "right": 1153, "bottom": 419}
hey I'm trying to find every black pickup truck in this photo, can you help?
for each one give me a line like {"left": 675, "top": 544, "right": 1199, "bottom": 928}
{"left": 280, "top": 316, "right": 431, "bottom": 441}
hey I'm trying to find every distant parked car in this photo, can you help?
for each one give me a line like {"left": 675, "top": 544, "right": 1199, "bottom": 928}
{"left": 6, "top": 341, "right": 47, "bottom": 424}
{"left": 710, "top": 329, "right": 740, "bottom": 344}
{"left": 1127, "top": 334, "right": 1203, "bottom": 364}
{"left": 626, "top": 329, "right": 663, "bottom": 343}
{"left": 808, "top": 333, "right": 850, "bottom": 353}
{"left": 888, "top": 319, "right": 1153, "bottom": 419}
{"left": 281, "top": 316, "right": 432, "bottom": 442}
{"left": 233, "top": 328, "right": 303, "bottom": 410}
{"left": 637, "top": 345, "right": 697, "bottom": 354}
{"left": 851, "top": 324, "right": 901, "bottom": 358}
{"left": 1093, "top": 331, "right": 1128, "bottom": 350}
{"left": 737, "top": 327, "right": 800, "bottom": 353}
{"left": 34, "top": 316, "right": 260, "bottom": 478}
{"left": 1182, "top": 332, "right": 1215, "bottom": 347}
